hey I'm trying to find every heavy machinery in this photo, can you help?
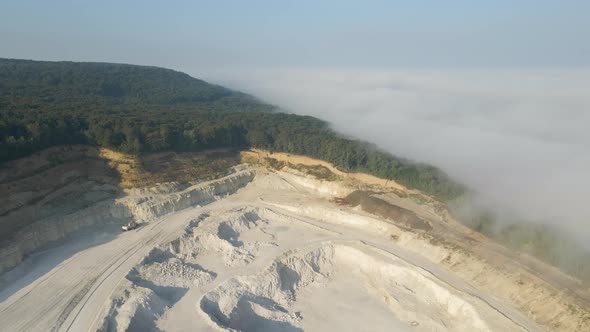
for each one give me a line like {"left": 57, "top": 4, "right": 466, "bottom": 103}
{"left": 122, "top": 221, "right": 139, "bottom": 231}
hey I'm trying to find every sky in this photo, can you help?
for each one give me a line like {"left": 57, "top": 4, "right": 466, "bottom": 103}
{"left": 1, "top": 1, "right": 590, "bottom": 241}
{"left": 1, "top": 1, "right": 589, "bottom": 68}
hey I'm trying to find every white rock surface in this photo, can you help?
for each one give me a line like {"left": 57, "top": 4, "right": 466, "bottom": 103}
{"left": 1, "top": 166, "right": 584, "bottom": 331}
{"left": 0, "top": 166, "right": 255, "bottom": 275}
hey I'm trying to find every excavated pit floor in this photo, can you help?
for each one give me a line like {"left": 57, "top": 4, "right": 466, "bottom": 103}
{"left": 0, "top": 168, "right": 546, "bottom": 331}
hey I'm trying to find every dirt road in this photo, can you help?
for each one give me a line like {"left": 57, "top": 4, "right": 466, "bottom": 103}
{"left": 0, "top": 203, "right": 204, "bottom": 331}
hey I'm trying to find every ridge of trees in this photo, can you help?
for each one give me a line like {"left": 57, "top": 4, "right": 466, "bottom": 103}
{"left": 0, "top": 58, "right": 464, "bottom": 200}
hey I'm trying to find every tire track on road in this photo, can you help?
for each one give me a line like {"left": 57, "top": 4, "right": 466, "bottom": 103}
{"left": 58, "top": 231, "right": 162, "bottom": 332}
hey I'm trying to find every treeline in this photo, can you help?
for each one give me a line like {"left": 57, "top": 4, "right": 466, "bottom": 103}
{"left": 0, "top": 58, "right": 273, "bottom": 112}
{"left": 0, "top": 59, "right": 463, "bottom": 200}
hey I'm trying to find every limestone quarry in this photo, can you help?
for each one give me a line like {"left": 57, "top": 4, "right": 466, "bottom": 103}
{"left": 0, "top": 147, "right": 589, "bottom": 331}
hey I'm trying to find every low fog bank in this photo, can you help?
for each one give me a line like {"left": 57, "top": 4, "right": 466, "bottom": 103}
{"left": 200, "top": 68, "right": 590, "bottom": 245}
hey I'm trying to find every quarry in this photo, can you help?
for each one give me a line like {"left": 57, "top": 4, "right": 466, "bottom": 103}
{"left": 0, "top": 147, "right": 589, "bottom": 332}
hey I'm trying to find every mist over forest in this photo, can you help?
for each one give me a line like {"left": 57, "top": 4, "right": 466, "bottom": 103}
{"left": 204, "top": 67, "right": 590, "bottom": 246}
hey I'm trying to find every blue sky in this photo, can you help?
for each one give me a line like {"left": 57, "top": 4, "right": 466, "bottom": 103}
{"left": 1, "top": 1, "right": 589, "bottom": 70}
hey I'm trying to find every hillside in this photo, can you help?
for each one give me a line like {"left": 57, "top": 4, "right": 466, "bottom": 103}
{"left": 0, "top": 58, "right": 462, "bottom": 200}
{"left": 0, "top": 58, "right": 272, "bottom": 112}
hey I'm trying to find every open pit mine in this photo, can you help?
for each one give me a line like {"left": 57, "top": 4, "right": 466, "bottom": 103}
{"left": 0, "top": 147, "right": 589, "bottom": 332}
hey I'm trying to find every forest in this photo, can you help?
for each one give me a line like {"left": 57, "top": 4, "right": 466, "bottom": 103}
{"left": 0, "top": 58, "right": 463, "bottom": 200}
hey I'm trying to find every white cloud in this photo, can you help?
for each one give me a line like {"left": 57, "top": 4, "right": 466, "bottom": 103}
{"left": 200, "top": 67, "right": 590, "bottom": 243}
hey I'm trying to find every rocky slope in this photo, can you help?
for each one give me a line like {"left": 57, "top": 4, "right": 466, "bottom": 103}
{"left": 0, "top": 146, "right": 246, "bottom": 275}
{"left": 96, "top": 166, "right": 590, "bottom": 332}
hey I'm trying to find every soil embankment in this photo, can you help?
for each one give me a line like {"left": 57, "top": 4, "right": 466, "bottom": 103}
{"left": 0, "top": 145, "right": 242, "bottom": 275}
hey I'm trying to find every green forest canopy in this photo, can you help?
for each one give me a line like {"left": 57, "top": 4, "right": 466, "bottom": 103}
{"left": 0, "top": 58, "right": 463, "bottom": 200}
